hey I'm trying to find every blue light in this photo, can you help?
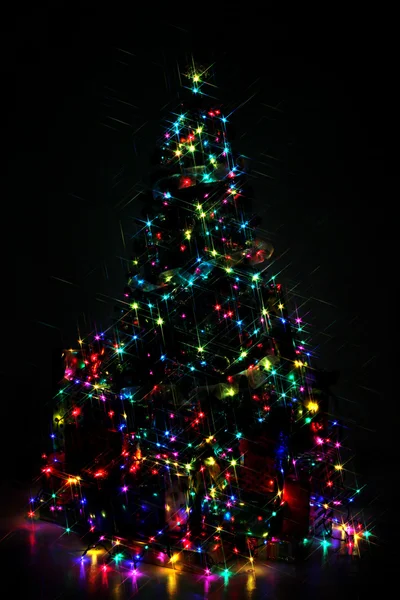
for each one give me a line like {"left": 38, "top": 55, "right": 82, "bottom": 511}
{"left": 165, "top": 431, "right": 170, "bottom": 436}
{"left": 222, "top": 117, "right": 227, "bottom": 123}
{"left": 281, "top": 318, "right": 286, "bottom": 323}
{"left": 203, "top": 140, "right": 208, "bottom": 146}
{"left": 165, "top": 192, "right": 171, "bottom": 198}
{"left": 146, "top": 221, "right": 151, "bottom": 227}
{"left": 224, "top": 512, "right": 231, "bottom": 520}
{"left": 160, "top": 355, "right": 166, "bottom": 361}
{"left": 237, "top": 321, "right": 242, "bottom": 326}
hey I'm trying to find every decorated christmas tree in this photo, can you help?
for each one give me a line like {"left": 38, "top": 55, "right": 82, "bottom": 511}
{"left": 29, "top": 66, "right": 371, "bottom": 574}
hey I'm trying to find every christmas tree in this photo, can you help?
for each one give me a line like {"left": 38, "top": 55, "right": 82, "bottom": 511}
{"left": 30, "top": 67, "right": 371, "bottom": 575}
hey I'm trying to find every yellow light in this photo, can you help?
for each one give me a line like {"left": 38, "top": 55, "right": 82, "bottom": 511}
{"left": 225, "top": 267, "right": 233, "bottom": 273}
{"left": 294, "top": 360, "right": 304, "bottom": 368}
{"left": 278, "top": 303, "right": 284, "bottom": 310}
{"left": 200, "top": 212, "right": 206, "bottom": 218}
{"left": 185, "top": 463, "right": 192, "bottom": 470}
{"left": 204, "top": 456, "right": 215, "bottom": 465}
{"left": 184, "top": 230, "right": 192, "bottom": 240}
{"left": 306, "top": 401, "right": 319, "bottom": 413}
{"left": 131, "top": 302, "right": 139, "bottom": 310}
{"left": 231, "top": 459, "right": 237, "bottom": 467}
{"left": 335, "top": 464, "right": 343, "bottom": 471}
{"left": 260, "top": 357, "right": 271, "bottom": 370}
{"left": 133, "top": 259, "right": 138, "bottom": 265}
{"left": 193, "top": 74, "right": 200, "bottom": 82}
{"left": 156, "top": 317, "right": 164, "bottom": 325}
{"left": 175, "top": 150, "right": 182, "bottom": 156}
{"left": 216, "top": 526, "right": 222, "bottom": 532}
{"left": 211, "top": 249, "right": 218, "bottom": 257}
{"left": 196, "top": 126, "right": 203, "bottom": 134}
{"left": 240, "top": 351, "right": 247, "bottom": 359}
{"left": 262, "top": 308, "right": 268, "bottom": 316}
{"left": 188, "top": 145, "right": 195, "bottom": 152}
{"left": 198, "top": 346, "right": 204, "bottom": 353}
{"left": 323, "top": 503, "right": 329, "bottom": 509}
{"left": 78, "top": 339, "right": 83, "bottom": 345}
{"left": 170, "top": 553, "right": 179, "bottom": 563}
{"left": 122, "top": 413, "right": 127, "bottom": 419}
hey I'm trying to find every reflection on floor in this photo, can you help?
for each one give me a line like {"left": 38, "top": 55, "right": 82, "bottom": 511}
{"left": 0, "top": 485, "right": 385, "bottom": 599}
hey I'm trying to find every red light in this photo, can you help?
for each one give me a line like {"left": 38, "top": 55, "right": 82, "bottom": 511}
{"left": 108, "top": 411, "right": 114, "bottom": 417}
{"left": 215, "top": 304, "right": 221, "bottom": 311}
{"left": 180, "top": 245, "right": 186, "bottom": 252}
{"left": 72, "top": 408, "right": 80, "bottom": 417}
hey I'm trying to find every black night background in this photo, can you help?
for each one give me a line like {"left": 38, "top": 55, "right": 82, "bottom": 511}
{"left": 5, "top": 11, "right": 392, "bottom": 598}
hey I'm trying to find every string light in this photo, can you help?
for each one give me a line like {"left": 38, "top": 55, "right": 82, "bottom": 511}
{"left": 32, "top": 71, "right": 369, "bottom": 577}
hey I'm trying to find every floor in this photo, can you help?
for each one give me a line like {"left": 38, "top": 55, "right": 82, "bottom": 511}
{"left": 0, "top": 485, "right": 387, "bottom": 599}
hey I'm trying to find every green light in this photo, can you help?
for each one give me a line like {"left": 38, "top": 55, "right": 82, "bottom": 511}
{"left": 65, "top": 527, "right": 71, "bottom": 533}
{"left": 305, "top": 417, "right": 311, "bottom": 424}
{"left": 272, "top": 511, "right": 277, "bottom": 517}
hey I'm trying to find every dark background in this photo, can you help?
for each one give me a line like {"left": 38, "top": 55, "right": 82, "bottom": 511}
{"left": 7, "top": 13, "right": 391, "bottom": 546}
